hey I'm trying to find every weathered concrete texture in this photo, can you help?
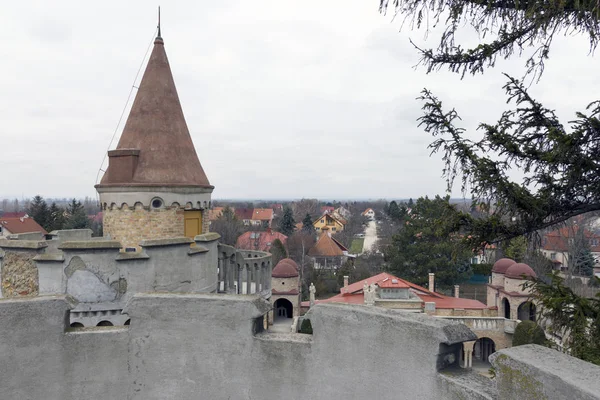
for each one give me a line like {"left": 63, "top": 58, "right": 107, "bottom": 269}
{"left": 3, "top": 294, "right": 598, "bottom": 400}
{"left": 0, "top": 250, "right": 40, "bottom": 296}
{"left": 439, "top": 369, "right": 497, "bottom": 399}
{"left": 491, "top": 344, "right": 600, "bottom": 400}
{"left": 0, "top": 296, "right": 74, "bottom": 399}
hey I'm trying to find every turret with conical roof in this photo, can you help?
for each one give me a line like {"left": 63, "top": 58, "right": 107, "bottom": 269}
{"left": 96, "top": 30, "right": 213, "bottom": 250}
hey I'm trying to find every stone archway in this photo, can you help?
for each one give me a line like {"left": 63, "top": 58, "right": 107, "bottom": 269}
{"left": 97, "top": 321, "right": 114, "bottom": 327}
{"left": 473, "top": 337, "right": 496, "bottom": 364}
{"left": 503, "top": 297, "right": 511, "bottom": 319}
{"left": 517, "top": 301, "right": 536, "bottom": 322}
{"left": 274, "top": 298, "right": 293, "bottom": 319}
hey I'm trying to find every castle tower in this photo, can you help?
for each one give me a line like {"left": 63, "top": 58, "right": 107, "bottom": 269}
{"left": 95, "top": 30, "right": 213, "bottom": 250}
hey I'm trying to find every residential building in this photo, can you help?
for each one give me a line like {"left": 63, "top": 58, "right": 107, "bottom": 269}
{"left": 234, "top": 208, "right": 254, "bottom": 226}
{"left": 0, "top": 216, "right": 47, "bottom": 238}
{"left": 320, "top": 206, "right": 335, "bottom": 214}
{"left": 313, "top": 212, "right": 345, "bottom": 233}
{"left": 308, "top": 232, "right": 351, "bottom": 269}
{"left": 251, "top": 208, "right": 273, "bottom": 227}
{"left": 361, "top": 208, "right": 375, "bottom": 220}
{"left": 540, "top": 226, "right": 600, "bottom": 272}
{"left": 236, "top": 229, "right": 287, "bottom": 252}
{"left": 208, "top": 207, "right": 225, "bottom": 222}
{"left": 335, "top": 206, "right": 351, "bottom": 219}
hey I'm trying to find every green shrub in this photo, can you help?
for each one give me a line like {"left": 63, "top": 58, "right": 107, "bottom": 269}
{"left": 300, "top": 319, "right": 313, "bottom": 334}
{"left": 512, "top": 320, "right": 546, "bottom": 347}
{"left": 471, "top": 263, "right": 493, "bottom": 276}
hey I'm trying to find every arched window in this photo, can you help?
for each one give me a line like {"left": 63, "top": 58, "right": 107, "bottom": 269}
{"left": 70, "top": 322, "right": 84, "bottom": 328}
{"left": 97, "top": 321, "right": 114, "bottom": 327}
{"left": 517, "top": 301, "right": 536, "bottom": 322}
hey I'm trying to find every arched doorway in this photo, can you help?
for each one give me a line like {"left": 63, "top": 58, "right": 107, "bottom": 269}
{"left": 473, "top": 337, "right": 496, "bottom": 363}
{"left": 97, "top": 321, "right": 114, "bottom": 327}
{"left": 518, "top": 301, "right": 536, "bottom": 322}
{"left": 274, "top": 298, "right": 293, "bottom": 319}
{"left": 503, "top": 298, "right": 511, "bottom": 319}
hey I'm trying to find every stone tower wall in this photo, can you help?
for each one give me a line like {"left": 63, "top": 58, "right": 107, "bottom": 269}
{"left": 103, "top": 204, "right": 184, "bottom": 249}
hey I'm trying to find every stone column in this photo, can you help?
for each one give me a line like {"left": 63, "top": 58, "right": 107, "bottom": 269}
{"left": 245, "top": 264, "right": 251, "bottom": 295}
{"left": 454, "top": 285, "right": 460, "bottom": 298}
{"left": 236, "top": 263, "right": 243, "bottom": 295}
{"left": 255, "top": 263, "right": 261, "bottom": 294}
{"left": 229, "top": 258, "right": 236, "bottom": 293}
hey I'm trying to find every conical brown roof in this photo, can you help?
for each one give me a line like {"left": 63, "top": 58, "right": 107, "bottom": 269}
{"left": 97, "top": 36, "right": 212, "bottom": 188}
{"left": 308, "top": 232, "right": 348, "bottom": 257}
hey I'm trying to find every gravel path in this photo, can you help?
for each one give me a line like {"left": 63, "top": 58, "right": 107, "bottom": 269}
{"left": 362, "top": 220, "right": 378, "bottom": 253}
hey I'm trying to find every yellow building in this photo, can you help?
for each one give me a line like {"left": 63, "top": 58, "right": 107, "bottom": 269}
{"left": 313, "top": 212, "right": 345, "bottom": 234}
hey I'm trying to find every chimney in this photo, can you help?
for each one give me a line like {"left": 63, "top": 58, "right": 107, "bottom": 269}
{"left": 343, "top": 276, "right": 349, "bottom": 288}
{"left": 428, "top": 273, "right": 435, "bottom": 293}
{"left": 454, "top": 285, "right": 460, "bottom": 298}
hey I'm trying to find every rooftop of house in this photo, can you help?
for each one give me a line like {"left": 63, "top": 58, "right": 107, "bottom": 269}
{"left": 542, "top": 226, "right": 600, "bottom": 252}
{"left": 208, "top": 207, "right": 225, "bottom": 221}
{"left": 234, "top": 208, "right": 254, "bottom": 221}
{"left": 308, "top": 232, "right": 348, "bottom": 257}
{"left": 251, "top": 208, "right": 273, "bottom": 221}
{"left": 0, "top": 217, "right": 47, "bottom": 235}
{"left": 302, "top": 272, "right": 488, "bottom": 310}
{"left": 236, "top": 230, "right": 288, "bottom": 252}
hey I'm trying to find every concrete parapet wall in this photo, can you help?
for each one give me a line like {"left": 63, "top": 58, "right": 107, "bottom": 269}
{"left": 491, "top": 344, "right": 600, "bottom": 400}
{"left": 1, "top": 294, "right": 598, "bottom": 399}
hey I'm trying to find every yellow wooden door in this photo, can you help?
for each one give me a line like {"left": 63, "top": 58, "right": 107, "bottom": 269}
{"left": 184, "top": 211, "right": 202, "bottom": 238}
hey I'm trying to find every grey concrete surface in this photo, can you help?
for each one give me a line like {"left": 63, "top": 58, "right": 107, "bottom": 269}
{"left": 491, "top": 344, "right": 600, "bottom": 400}
{"left": 1, "top": 294, "right": 598, "bottom": 400}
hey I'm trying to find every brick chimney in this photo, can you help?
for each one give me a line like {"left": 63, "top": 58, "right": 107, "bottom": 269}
{"left": 343, "top": 276, "right": 349, "bottom": 288}
{"left": 454, "top": 285, "right": 460, "bottom": 298}
{"left": 428, "top": 273, "right": 435, "bottom": 293}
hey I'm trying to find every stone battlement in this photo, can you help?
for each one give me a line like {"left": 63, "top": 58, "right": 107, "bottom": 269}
{"left": 0, "top": 230, "right": 272, "bottom": 327}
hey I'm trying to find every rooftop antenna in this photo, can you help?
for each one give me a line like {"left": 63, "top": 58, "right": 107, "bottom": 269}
{"left": 157, "top": 6, "right": 162, "bottom": 39}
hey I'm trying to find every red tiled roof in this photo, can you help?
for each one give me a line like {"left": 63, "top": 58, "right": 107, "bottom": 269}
{"left": 234, "top": 208, "right": 254, "bottom": 220}
{"left": 308, "top": 233, "right": 348, "bottom": 257}
{"left": 304, "top": 272, "right": 488, "bottom": 310}
{"left": 0, "top": 212, "right": 27, "bottom": 218}
{"left": 0, "top": 217, "right": 47, "bottom": 235}
{"left": 235, "top": 231, "right": 287, "bottom": 252}
{"left": 251, "top": 208, "right": 273, "bottom": 221}
{"left": 377, "top": 277, "right": 410, "bottom": 289}
{"left": 272, "top": 258, "right": 299, "bottom": 278}
{"left": 542, "top": 226, "right": 600, "bottom": 252}
{"left": 321, "top": 206, "right": 335, "bottom": 214}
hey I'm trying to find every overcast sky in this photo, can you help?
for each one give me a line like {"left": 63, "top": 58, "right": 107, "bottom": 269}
{"left": 2, "top": 1, "right": 599, "bottom": 201}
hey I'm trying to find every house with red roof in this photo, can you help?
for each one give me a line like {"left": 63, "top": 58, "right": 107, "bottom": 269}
{"left": 0, "top": 216, "right": 47, "bottom": 238}
{"left": 302, "top": 272, "right": 488, "bottom": 313}
{"left": 308, "top": 232, "right": 351, "bottom": 269}
{"left": 236, "top": 229, "right": 287, "bottom": 252}
{"left": 540, "top": 226, "right": 600, "bottom": 272}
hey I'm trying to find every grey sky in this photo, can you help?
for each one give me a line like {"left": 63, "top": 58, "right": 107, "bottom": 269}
{"left": 2, "top": 1, "right": 599, "bottom": 200}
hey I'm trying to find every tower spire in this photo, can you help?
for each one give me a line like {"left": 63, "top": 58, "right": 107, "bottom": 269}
{"left": 157, "top": 6, "right": 162, "bottom": 40}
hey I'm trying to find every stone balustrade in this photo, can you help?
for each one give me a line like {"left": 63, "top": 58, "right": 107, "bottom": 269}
{"left": 217, "top": 244, "right": 272, "bottom": 298}
{"left": 437, "top": 316, "right": 520, "bottom": 333}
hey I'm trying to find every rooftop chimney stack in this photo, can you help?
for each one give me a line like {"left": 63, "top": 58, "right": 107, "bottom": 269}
{"left": 428, "top": 273, "right": 435, "bottom": 293}
{"left": 454, "top": 285, "right": 460, "bottom": 298}
{"left": 343, "top": 276, "right": 349, "bottom": 288}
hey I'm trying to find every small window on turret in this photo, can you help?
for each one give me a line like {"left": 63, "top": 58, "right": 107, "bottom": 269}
{"left": 151, "top": 198, "right": 163, "bottom": 209}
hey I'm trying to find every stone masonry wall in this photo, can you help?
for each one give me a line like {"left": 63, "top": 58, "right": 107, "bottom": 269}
{"left": 103, "top": 204, "right": 184, "bottom": 249}
{"left": 0, "top": 251, "right": 39, "bottom": 297}
{"left": 1, "top": 294, "right": 599, "bottom": 399}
